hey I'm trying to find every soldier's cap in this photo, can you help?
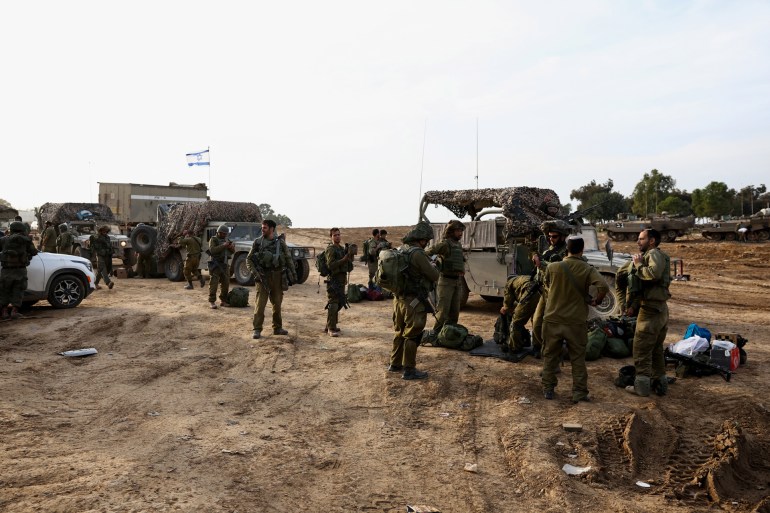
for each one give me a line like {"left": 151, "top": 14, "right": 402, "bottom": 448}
{"left": 402, "top": 221, "right": 434, "bottom": 244}
{"left": 10, "top": 221, "right": 26, "bottom": 233}
{"left": 217, "top": 224, "right": 230, "bottom": 234}
{"left": 99, "top": 225, "right": 110, "bottom": 233}
{"left": 58, "top": 223, "right": 68, "bottom": 231}
{"left": 444, "top": 219, "right": 466, "bottom": 237}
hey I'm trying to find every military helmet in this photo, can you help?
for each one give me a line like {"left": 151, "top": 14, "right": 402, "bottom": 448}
{"left": 402, "top": 221, "right": 434, "bottom": 244}
{"left": 217, "top": 224, "right": 230, "bottom": 235}
{"left": 540, "top": 219, "right": 571, "bottom": 237}
{"left": 58, "top": 223, "right": 68, "bottom": 232}
{"left": 10, "top": 221, "right": 26, "bottom": 233}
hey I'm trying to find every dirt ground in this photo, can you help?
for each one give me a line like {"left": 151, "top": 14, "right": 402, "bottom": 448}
{"left": 1, "top": 227, "right": 769, "bottom": 513}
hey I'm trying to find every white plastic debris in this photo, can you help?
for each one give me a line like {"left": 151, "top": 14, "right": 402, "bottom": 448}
{"left": 464, "top": 463, "right": 478, "bottom": 473}
{"left": 562, "top": 464, "right": 591, "bottom": 475}
{"left": 517, "top": 397, "right": 532, "bottom": 404}
{"left": 635, "top": 481, "right": 651, "bottom": 488}
{"left": 59, "top": 348, "right": 98, "bottom": 357}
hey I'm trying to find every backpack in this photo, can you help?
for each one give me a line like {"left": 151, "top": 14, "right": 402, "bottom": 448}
{"left": 346, "top": 284, "right": 364, "bottom": 303}
{"left": 683, "top": 323, "right": 712, "bottom": 342}
{"left": 227, "top": 286, "right": 250, "bottom": 307}
{"left": 0, "top": 234, "right": 30, "bottom": 267}
{"left": 315, "top": 249, "right": 331, "bottom": 277}
{"left": 360, "top": 238, "right": 372, "bottom": 263}
{"left": 586, "top": 327, "right": 607, "bottom": 361}
{"left": 435, "top": 323, "right": 470, "bottom": 349}
{"left": 493, "top": 313, "right": 512, "bottom": 344}
{"left": 604, "top": 337, "right": 631, "bottom": 358}
{"left": 375, "top": 246, "right": 418, "bottom": 295}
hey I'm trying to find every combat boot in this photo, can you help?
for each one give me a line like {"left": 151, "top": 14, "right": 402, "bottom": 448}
{"left": 199, "top": 275, "right": 206, "bottom": 288}
{"left": 184, "top": 281, "right": 194, "bottom": 290}
{"left": 626, "top": 376, "right": 651, "bottom": 397}
{"left": 652, "top": 375, "right": 669, "bottom": 396}
{"left": 402, "top": 367, "right": 428, "bottom": 380}
{"left": 9, "top": 307, "right": 21, "bottom": 320}
{"left": 1, "top": 307, "right": 9, "bottom": 320}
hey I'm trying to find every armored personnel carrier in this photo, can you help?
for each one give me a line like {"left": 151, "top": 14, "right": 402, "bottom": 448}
{"left": 600, "top": 213, "right": 694, "bottom": 242}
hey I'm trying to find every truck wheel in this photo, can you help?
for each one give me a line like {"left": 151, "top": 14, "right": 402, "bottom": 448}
{"left": 666, "top": 230, "right": 677, "bottom": 242}
{"left": 295, "top": 258, "right": 310, "bottom": 284}
{"left": 756, "top": 230, "right": 769, "bottom": 241}
{"left": 131, "top": 225, "right": 157, "bottom": 256}
{"left": 164, "top": 253, "right": 184, "bottom": 282}
{"left": 233, "top": 253, "right": 255, "bottom": 286}
{"left": 724, "top": 232, "right": 736, "bottom": 241}
{"left": 612, "top": 232, "right": 625, "bottom": 242}
{"left": 48, "top": 274, "right": 85, "bottom": 309}
{"left": 588, "top": 273, "right": 618, "bottom": 320}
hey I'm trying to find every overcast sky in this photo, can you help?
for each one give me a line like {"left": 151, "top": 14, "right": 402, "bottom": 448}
{"left": 3, "top": 1, "right": 769, "bottom": 227}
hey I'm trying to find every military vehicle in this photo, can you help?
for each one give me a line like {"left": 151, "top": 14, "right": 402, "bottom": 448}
{"left": 130, "top": 200, "right": 314, "bottom": 284}
{"left": 36, "top": 203, "right": 136, "bottom": 271}
{"left": 747, "top": 209, "right": 770, "bottom": 241}
{"left": 699, "top": 218, "right": 747, "bottom": 241}
{"left": 600, "top": 213, "right": 694, "bottom": 242}
{"left": 419, "top": 188, "right": 633, "bottom": 319}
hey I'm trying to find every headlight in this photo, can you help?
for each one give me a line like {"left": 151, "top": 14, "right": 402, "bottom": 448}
{"left": 292, "top": 249, "right": 300, "bottom": 257}
{"left": 72, "top": 260, "right": 93, "bottom": 272}
{"left": 120, "top": 241, "right": 127, "bottom": 247}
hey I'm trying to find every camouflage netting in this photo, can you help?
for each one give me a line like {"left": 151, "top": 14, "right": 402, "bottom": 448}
{"left": 420, "top": 187, "right": 562, "bottom": 238}
{"left": 37, "top": 203, "right": 117, "bottom": 226}
{"left": 155, "top": 201, "right": 263, "bottom": 258}
{"left": 1, "top": 206, "right": 19, "bottom": 219}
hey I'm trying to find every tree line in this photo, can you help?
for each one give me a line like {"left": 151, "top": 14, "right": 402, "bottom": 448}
{"left": 567, "top": 171, "right": 768, "bottom": 222}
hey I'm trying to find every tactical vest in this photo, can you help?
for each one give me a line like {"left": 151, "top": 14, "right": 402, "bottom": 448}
{"left": 442, "top": 239, "right": 465, "bottom": 273}
{"left": 58, "top": 232, "right": 74, "bottom": 249}
{"left": 181, "top": 236, "right": 202, "bottom": 256}
{"left": 209, "top": 236, "right": 230, "bottom": 263}
{"left": 254, "top": 237, "right": 288, "bottom": 271}
{"left": 90, "top": 234, "right": 112, "bottom": 257}
{"left": 0, "top": 233, "right": 31, "bottom": 267}
{"left": 640, "top": 249, "right": 671, "bottom": 302}
{"left": 403, "top": 245, "right": 432, "bottom": 297}
{"left": 327, "top": 244, "right": 352, "bottom": 276}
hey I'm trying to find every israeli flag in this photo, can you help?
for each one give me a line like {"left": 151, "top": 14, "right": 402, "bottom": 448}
{"left": 186, "top": 149, "right": 210, "bottom": 166}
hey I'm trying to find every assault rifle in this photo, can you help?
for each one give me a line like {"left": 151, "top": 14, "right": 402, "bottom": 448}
{"left": 664, "top": 348, "right": 731, "bottom": 382}
{"left": 519, "top": 269, "right": 541, "bottom": 306}
{"left": 562, "top": 199, "right": 611, "bottom": 224}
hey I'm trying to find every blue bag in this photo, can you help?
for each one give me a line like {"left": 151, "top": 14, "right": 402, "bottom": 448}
{"left": 683, "top": 323, "right": 711, "bottom": 342}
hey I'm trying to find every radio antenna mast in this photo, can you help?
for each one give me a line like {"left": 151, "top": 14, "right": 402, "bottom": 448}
{"left": 419, "top": 119, "right": 427, "bottom": 203}
{"left": 475, "top": 118, "right": 479, "bottom": 189}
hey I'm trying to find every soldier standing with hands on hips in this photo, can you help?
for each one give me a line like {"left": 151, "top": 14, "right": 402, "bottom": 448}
{"left": 208, "top": 225, "right": 235, "bottom": 309}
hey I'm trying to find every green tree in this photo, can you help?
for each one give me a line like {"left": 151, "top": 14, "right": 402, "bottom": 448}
{"left": 258, "top": 203, "right": 293, "bottom": 228}
{"left": 691, "top": 182, "right": 737, "bottom": 219}
{"left": 657, "top": 196, "right": 691, "bottom": 217}
{"left": 631, "top": 169, "right": 676, "bottom": 216}
{"left": 569, "top": 179, "right": 628, "bottom": 222}
{"left": 737, "top": 184, "right": 767, "bottom": 216}
{"left": 570, "top": 179, "right": 614, "bottom": 206}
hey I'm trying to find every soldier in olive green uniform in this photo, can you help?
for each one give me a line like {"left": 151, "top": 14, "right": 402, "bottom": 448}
{"left": 324, "top": 228, "right": 355, "bottom": 337}
{"left": 389, "top": 222, "right": 440, "bottom": 380}
{"left": 208, "top": 225, "right": 235, "bottom": 309}
{"left": 426, "top": 220, "right": 465, "bottom": 333}
{"left": 90, "top": 225, "right": 114, "bottom": 290}
{"left": 0, "top": 221, "right": 38, "bottom": 320}
{"left": 626, "top": 229, "right": 672, "bottom": 397}
{"left": 40, "top": 221, "right": 58, "bottom": 252}
{"left": 366, "top": 229, "right": 391, "bottom": 287}
{"left": 541, "top": 237, "right": 608, "bottom": 402}
{"left": 500, "top": 274, "right": 541, "bottom": 361}
{"left": 177, "top": 229, "right": 206, "bottom": 289}
{"left": 56, "top": 223, "right": 74, "bottom": 255}
{"left": 530, "top": 226, "right": 569, "bottom": 357}
{"left": 246, "top": 219, "right": 297, "bottom": 339}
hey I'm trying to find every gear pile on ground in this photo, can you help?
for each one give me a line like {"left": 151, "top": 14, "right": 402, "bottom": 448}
{"left": 421, "top": 187, "right": 562, "bottom": 238}
{"left": 154, "top": 201, "right": 262, "bottom": 259}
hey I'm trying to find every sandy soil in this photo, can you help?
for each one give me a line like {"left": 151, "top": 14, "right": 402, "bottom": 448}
{"left": 1, "top": 228, "right": 769, "bottom": 513}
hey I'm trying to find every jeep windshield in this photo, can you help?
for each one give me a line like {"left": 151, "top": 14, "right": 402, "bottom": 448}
{"left": 227, "top": 224, "right": 261, "bottom": 241}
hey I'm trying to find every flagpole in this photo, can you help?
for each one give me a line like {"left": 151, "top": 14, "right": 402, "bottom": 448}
{"left": 207, "top": 146, "right": 211, "bottom": 198}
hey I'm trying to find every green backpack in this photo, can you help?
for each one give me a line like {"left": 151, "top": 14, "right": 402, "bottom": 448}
{"left": 346, "top": 284, "right": 364, "bottom": 303}
{"left": 315, "top": 249, "right": 330, "bottom": 277}
{"left": 586, "top": 327, "right": 607, "bottom": 361}
{"left": 604, "top": 337, "right": 631, "bottom": 358}
{"left": 375, "top": 246, "right": 418, "bottom": 295}
{"left": 436, "top": 323, "right": 470, "bottom": 349}
{"left": 360, "top": 238, "right": 372, "bottom": 263}
{"left": 227, "top": 287, "right": 250, "bottom": 307}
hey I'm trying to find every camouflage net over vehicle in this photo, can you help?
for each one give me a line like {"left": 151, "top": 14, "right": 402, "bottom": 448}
{"left": 1, "top": 205, "right": 20, "bottom": 219}
{"left": 420, "top": 187, "right": 562, "bottom": 239}
{"left": 37, "top": 203, "right": 117, "bottom": 226}
{"left": 155, "top": 201, "right": 263, "bottom": 258}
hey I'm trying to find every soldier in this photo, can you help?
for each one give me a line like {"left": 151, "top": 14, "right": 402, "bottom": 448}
{"left": 364, "top": 228, "right": 380, "bottom": 287}
{"left": 625, "top": 228, "right": 672, "bottom": 397}
{"left": 0, "top": 221, "right": 38, "bottom": 320}
{"left": 367, "top": 229, "right": 391, "bottom": 288}
{"left": 55, "top": 223, "right": 74, "bottom": 255}
{"left": 89, "top": 225, "right": 115, "bottom": 290}
{"left": 615, "top": 260, "right": 640, "bottom": 317}
{"left": 389, "top": 222, "right": 440, "bottom": 380}
{"left": 135, "top": 251, "right": 152, "bottom": 279}
{"left": 177, "top": 229, "right": 206, "bottom": 289}
{"left": 426, "top": 219, "right": 465, "bottom": 334}
{"left": 541, "top": 237, "right": 608, "bottom": 402}
{"left": 499, "top": 274, "right": 541, "bottom": 362}
{"left": 530, "top": 224, "right": 569, "bottom": 357}
{"left": 324, "top": 228, "right": 356, "bottom": 337}
{"left": 246, "top": 219, "right": 297, "bottom": 339}
{"left": 207, "top": 224, "right": 235, "bottom": 309}
{"left": 40, "top": 221, "right": 57, "bottom": 252}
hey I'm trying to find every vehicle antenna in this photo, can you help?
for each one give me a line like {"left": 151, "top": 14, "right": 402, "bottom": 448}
{"left": 419, "top": 119, "right": 427, "bottom": 204}
{"left": 475, "top": 117, "right": 479, "bottom": 190}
